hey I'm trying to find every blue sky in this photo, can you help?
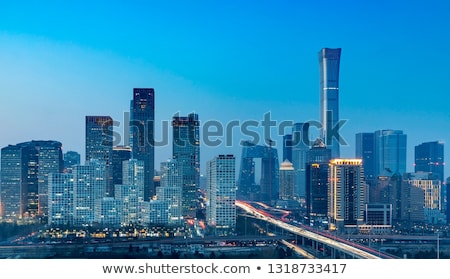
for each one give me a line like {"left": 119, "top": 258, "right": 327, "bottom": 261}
{"left": 1, "top": 0, "right": 450, "bottom": 178}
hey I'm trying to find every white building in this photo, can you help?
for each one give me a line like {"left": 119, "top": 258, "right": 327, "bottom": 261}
{"left": 48, "top": 173, "right": 74, "bottom": 226}
{"left": 206, "top": 155, "right": 236, "bottom": 236}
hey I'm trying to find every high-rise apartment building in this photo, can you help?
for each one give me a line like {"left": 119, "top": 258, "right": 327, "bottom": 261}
{"left": 172, "top": 113, "right": 200, "bottom": 218}
{"left": 328, "top": 159, "right": 365, "bottom": 232}
{"left": 85, "top": 116, "right": 113, "bottom": 197}
{"left": 130, "top": 88, "right": 155, "bottom": 201}
{"left": 73, "top": 160, "right": 107, "bottom": 225}
{"left": 207, "top": 155, "right": 236, "bottom": 236}
{"left": 157, "top": 159, "right": 183, "bottom": 226}
{"left": 48, "top": 173, "right": 74, "bottom": 226}
{"left": 319, "top": 47, "right": 341, "bottom": 159}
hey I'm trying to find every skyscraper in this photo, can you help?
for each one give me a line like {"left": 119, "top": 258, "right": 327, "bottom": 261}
{"left": 374, "top": 129, "right": 407, "bottom": 177}
{"left": 157, "top": 159, "right": 183, "bottom": 226}
{"left": 305, "top": 138, "right": 331, "bottom": 225}
{"left": 85, "top": 116, "right": 113, "bottom": 197}
{"left": 328, "top": 159, "right": 365, "bottom": 232}
{"left": 130, "top": 88, "right": 155, "bottom": 201}
{"left": 172, "top": 113, "right": 200, "bottom": 218}
{"left": 115, "top": 159, "right": 145, "bottom": 225}
{"left": 415, "top": 141, "right": 445, "bottom": 183}
{"left": 73, "top": 160, "right": 107, "bottom": 225}
{"left": 237, "top": 141, "right": 279, "bottom": 202}
{"left": 206, "top": 154, "right": 236, "bottom": 236}
{"left": 0, "top": 141, "right": 63, "bottom": 221}
{"left": 279, "top": 160, "right": 294, "bottom": 200}
{"left": 48, "top": 173, "right": 74, "bottom": 226}
{"left": 291, "top": 122, "right": 310, "bottom": 200}
{"left": 355, "top": 133, "right": 375, "bottom": 181}
{"left": 319, "top": 47, "right": 341, "bottom": 159}
{"left": 112, "top": 145, "right": 132, "bottom": 191}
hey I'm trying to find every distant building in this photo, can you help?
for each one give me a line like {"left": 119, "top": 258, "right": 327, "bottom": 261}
{"left": 305, "top": 139, "right": 331, "bottom": 226}
{"left": 63, "top": 151, "right": 81, "bottom": 172}
{"left": 406, "top": 172, "right": 445, "bottom": 224}
{"left": 48, "top": 173, "right": 74, "bottom": 226}
{"left": 115, "top": 159, "right": 145, "bottom": 225}
{"left": 291, "top": 122, "right": 310, "bottom": 200}
{"left": 172, "top": 113, "right": 200, "bottom": 218}
{"left": 207, "top": 155, "right": 236, "bottom": 236}
{"left": 237, "top": 141, "right": 279, "bottom": 202}
{"left": 279, "top": 160, "right": 294, "bottom": 200}
{"left": 112, "top": 146, "right": 132, "bottom": 192}
{"left": 319, "top": 47, "right": 341, "bottom": 159}
{"left": 94, "top": 197, "right": 122, "bottom": 226}
{"left": 0, "top": 140, "right": 63, "bottom": 221}
{"left": 355, "top": 133, "right": 375, "bottom": 181}
{"left": 157, "top": 159, "right": 183, "bottom": 226}
{"left": 415, "top": 141, "right": 444, "bottom": 183}
{"left": 130, "top": 88, "right": 155, "bottom": 201}
{"left": 374, "top": 129, "right": 407, "bottom": 177}
{"left": 282, "top": 134, "right": 293, "bottom": 162}
{"left": 73, "top": 160, "right": 107, "bottom": 226}
{"left": 85, "top": 116, "right": 113, "bottom": 197}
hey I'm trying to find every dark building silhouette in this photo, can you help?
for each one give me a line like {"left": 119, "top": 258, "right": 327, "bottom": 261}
{"left": 319, "top": 47, "right": 341, "bottom": 159}
{"left": 237, "top": 141, "right": 279, "bottom": 203}
{"left": 305, "top": 139, "right": 331, "bottom": 225}
{"left": 130, "top": 88, "right": 155, "bottom": 201}
{"left": 172, "top": 113, "right": 200, "bottom": 218}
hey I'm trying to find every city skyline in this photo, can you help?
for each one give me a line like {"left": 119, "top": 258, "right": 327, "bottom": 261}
{"left": 1, "top": 1, "right": 449, "bottom": 178}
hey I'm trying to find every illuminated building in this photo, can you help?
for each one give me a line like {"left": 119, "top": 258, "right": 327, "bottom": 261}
{"left": 328, "top": 159, "right": 365, "bottom": 232}
{"left": 172, "top": 113, "right": 200, "bottom": 218}
{"left": 207, "top": 155, "right": 236, "bottom": 236}
{"left": 319, "top": 47, "right": 341, "bottom": 159}
{"left": 279, "top": 160, "right": 294, "bottom": 200}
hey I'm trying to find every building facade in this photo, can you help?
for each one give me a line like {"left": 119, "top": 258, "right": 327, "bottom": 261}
{"left": 207, "top": 155, "right": 236, "bottom": 236}
{"left": 319, "top": 47, "right": 341, "bottom": 159}
{"left": 130, "top": 88, "right": 155, "bottom": 201}
{"left": 328, "top": 159, "right": 366, "bottom": 232}
{"left": 172, "top": 113, "right": 200, "bottom": 218}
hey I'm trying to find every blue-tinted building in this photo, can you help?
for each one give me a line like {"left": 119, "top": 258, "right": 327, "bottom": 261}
{"left": 355, "top": 132, "right": 375, "bottom": 181}
{"left": 319, "top": 47, "right": 341, "bottom": 159}
{"left": 172, "top": 113, "right": 200, "bottom": 218}
{"left": 130, "top": 88, "right": 155, "bottom": 201}
{"left": 374, "top": 130, "right": 407, "bottom": 177}
{"left": 85, "top": 116, "right": 113, "bottom": 197}
{"left": 415, "top": 141, "right": 444, "bottom": 183}
{"left": 238, "top": 141, "right": 279, "bottom": 203}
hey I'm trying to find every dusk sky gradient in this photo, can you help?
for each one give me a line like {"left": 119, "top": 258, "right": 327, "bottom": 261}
{"left": 1, "top": 1, "right": 450, "bottom": 178}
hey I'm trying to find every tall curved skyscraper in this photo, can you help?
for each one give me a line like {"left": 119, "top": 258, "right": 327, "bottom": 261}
{"left": 319, "top": 48, "right": 341, "bottom": 159}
